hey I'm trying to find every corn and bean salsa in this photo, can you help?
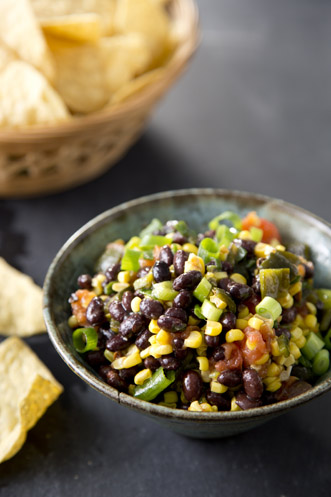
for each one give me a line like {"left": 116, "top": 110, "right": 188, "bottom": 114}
{"left": 68, "top": 211, "right": 331, "bottom": 412}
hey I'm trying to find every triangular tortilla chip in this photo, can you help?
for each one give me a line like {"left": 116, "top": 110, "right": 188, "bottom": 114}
{"left": 0, "top": 39, "right": 16, "bottom": 74}
{"left": 40, "top": 13, "right": 102, "bottom": 43}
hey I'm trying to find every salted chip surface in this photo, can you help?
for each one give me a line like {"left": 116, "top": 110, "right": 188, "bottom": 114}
{"left": 114, "top": 0, "right": 170, "bottom": 58}
{"left": 0, "top": 61, "right": 69, "bottom": 127}
{"left": 0, "top": 337, "right": 63, "bottom": 463}
{"left": 0, "top": 0, "right": 54, "bottom": 81}
{"left": 40, "top": 13, "right": 102, "bottom": 43}
{"left": 0, "top": 257, "right": 46, "bottom": 336}
{"left": 111, "top": 68, "right": 165, "bottom": 104}
{"left": 48, "top": 33, "right": 151, "bottom": 113}
{"left": 31, "top": 0, "right": 117, "bottom": 35}
{"left": 0, "top": 40, "right": 16, "bottom": 74}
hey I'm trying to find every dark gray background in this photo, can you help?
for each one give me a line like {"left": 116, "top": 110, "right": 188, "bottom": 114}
{"left": 1, "top": 0, "right": 331, "bottom": 495}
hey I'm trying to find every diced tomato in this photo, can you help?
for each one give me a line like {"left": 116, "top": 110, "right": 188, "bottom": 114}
{"left": 241, "top": 211, "right": 281, "bottom": 244}
{"left": 71, "top": 289, "right": 96, "bottom": 326}
{"left": 240, "top": 327, "right": 268, "bottom": 367}
{"left": 215, "top": 343, "right": 243, "bottom": 372}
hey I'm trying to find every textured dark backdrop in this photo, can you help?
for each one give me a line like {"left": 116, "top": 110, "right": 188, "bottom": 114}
{"left": 1, "top": 0, "right": 331, "bottom": 495}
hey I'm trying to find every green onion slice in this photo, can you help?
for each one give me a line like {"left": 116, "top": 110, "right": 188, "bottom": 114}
{"left": 139, "top": 234, "right": 171, "bottom": 250}
{"left": 134, "top": 367, "right": 176, "bottom": 401}
{"left": 255, "top": 296, "right": 282, "bottom": 321}
{"left": 312, "top": 349, "right": 330, "bottom": 376}
{"left": 139, "top": 218, "right": 163, "bottom": 238}
{"left": 209, "top": 211, "right": 242, "bottom": 231}
{"left": 301, "top": 331, "right": 325, "bottom": 360}
{"left": 73, "top": 327, "right": 98, "bottom": 353}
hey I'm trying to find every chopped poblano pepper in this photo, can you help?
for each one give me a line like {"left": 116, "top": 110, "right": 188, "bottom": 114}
{"left": 73, "top": 327, "right": 98, "bottom": 353}
{"left": 260, "top": 250, "right": 298, "bottom": 280}
{"left": 139, "top": 218, "right": 163, "bottom": 238}
{"left": 259, "top": 268, "right": 290, "bottom": 299}
{"left": 134, "top": 367, "right": 176, "bottom": 401}
{"left": 121, "top": 248, "right": 141, "bottom": 272}
{"left": 211, "top": 288, "right": 236, "bottom": 313}
{"left": 193, "top": 277, "right": 212, "bottom": 302}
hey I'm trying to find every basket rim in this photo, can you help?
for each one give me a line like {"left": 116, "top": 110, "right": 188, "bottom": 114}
{"left": 0, "top": 0, "right": 199, "bottom": 142}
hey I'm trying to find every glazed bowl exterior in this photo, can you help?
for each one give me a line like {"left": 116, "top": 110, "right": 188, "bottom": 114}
{"left": 43, "top": 189, "right": 331, "bottom": 438}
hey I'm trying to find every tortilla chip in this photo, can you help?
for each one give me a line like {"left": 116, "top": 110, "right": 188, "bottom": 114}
{"left": 0, "top": 40, "right": 17, "bottom": 74}
{"left": 114, "top": 0, "right": 170, "bottom": 59}
{"left": 0, "top": 0, "right": 55, "bottom": 81}
{"left": 0, "top": 257, "right": 46, "bottom": 336}
{"left": 41, "top": 13, "right": 102, "bottom": 43}
{"left": 31, "top": 0, "right": 117, "bottom": 36}
{"left": 48, "top": 34, "right": 151, "bottom": 113}
{"left": 111, "top": 68, "right": 165, "bottom": 104}
{"left": 0, "top": 61, "right": 69, "bottom": 127}
{"left": 0, "top": 337, "right": 63, "bottom": 463}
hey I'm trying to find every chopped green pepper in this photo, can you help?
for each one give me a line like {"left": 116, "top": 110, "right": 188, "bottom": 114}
{"left": 139, "top": 218, "right": 163, "bottom": 238}
{"left": 193, "top": 277, "right": 212, "bottom": 302}
{"left": 260, "top": 250, "right": 298, "bottom": 280}
{"left": 121, "top": 248, "right": 141, "bottom": 272}
{"left": 259, "top": 268, "right": 290, "bottom": 299}
{"left": 134, "top": 367, "right": 176, "bottom": 401}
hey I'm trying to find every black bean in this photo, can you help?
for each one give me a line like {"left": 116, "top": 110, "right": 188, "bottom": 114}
{"left": 304, "top": 262, "right": 314, "bottom": 279}
{"left": 172, "top": 337, "right": 188, "bottom": 360}
{"left": 86, "top": 297, "right": 105, "bottom": 326}
{"left": 140, "top": 298, "right": 164, "bottom": 320}
{"left": 206, "top": 391, "right": 231, "bottom": 411}
{"left": 211, "top": 345, "right": 225, "bottom": 362}
{"left": 251, "top": 276, "right": 261, "bottom": 295}
{"left": 86, "top": 350, "right": 107, "bottom": 368}
{"left": 105, "top": 263, "right": 121, "bottom": 282}
{"left": 159, "top": 245, "right": 173, "bottom": 266}
{"left": 119, "top": 313, "right": 145, "bottom": 337}
{"left": 220, "top": 311, "right": 237, "bottom": 332}
{"left": 228, "top": 282, "right": 253, "bottom": 302}
{"left": 153, "top": 260, "right": 171, "bottom": 283}
{"left": 233, "top": 239, "right": 257, "bottom": 255}
{"left": 173, "top": 250, "right": 189, "bottom": 275}
{"left": 136, "top": 267, "right": 151, "bottom": 278}
{"left": 173, "top": 290, "right": 193, "bottom": 309}
{"left": 159, "top": 355, "right": 180, "bottom": 370}
{"left": 276, "top": 380, "right": 312, "bottom": 401}
{"left": 172, "top": 233, "right": 188, "bottom": 244}
{"left": 218, "top": 369, "right": 242, "bottom": 388}
{"left": 275, "top": 327, "right": 291, "bottom": 341}
{"left": 292, "top": 365, "right": 313, "bottom": 382}
{"left": 205, "top": 334, "right": 220, "bottom": 348}
{"left": 165, "top": 307, "right": 188, "bottom": 322}
{"left": 182, "top": 370, "right": 203, "bottom": 402}
{"left": 173, "top": 271, "right": 202, "bottom": 291}
{"left": 99, "top": 324, "right": 115, "bottom": 341}
{"left": 222, "top": 261, "right": 233, "bottom": 274}
{"left": 103, "top": 368, "right": 127, "bottom": 392}
{"left": 218, "top": 277, "right": 232, "bottom": 291}
{"left": 106, "top": 334, "right": 130, "bottom": 351}
{"left": 235, "top": 392, "right": 262, "bottom": 410}
{"left": 157, "top": 315, "right": 186, "bottom": 332}
{"left": 77, "top": 274, "right": 92, "bottom": 289}
{"left": 119, "top": 366, "right": 140, "bottom": 382}
{"left": 135, "top": 329, "right": 152, "bottom": 350}
{"left": 144, "top": 356, "right": 160, "bottom": 371}
{"left": 108, "top": 301, "right": 126, "bottom": 322}
{"left": 242, "top": 368, "right": 263, "bottom": 399}
{"left": 121, "top": 291, "right": 134, "bottom": 312}
{"left": 281, "top": 307, "right": 297, "bottom": 324}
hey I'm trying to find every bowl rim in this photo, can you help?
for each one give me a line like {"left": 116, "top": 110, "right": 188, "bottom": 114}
{"left": 43, "top": 188, "right": 331, "bottom": 422}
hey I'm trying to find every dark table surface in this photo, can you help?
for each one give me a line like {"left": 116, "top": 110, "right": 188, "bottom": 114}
{"left": 1, "top": 0, "right": 331, "bottom": 495}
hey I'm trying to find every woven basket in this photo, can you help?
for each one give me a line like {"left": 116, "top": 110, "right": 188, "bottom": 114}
{"left": 0, "top": 0, "right": 199, "bottom": 197}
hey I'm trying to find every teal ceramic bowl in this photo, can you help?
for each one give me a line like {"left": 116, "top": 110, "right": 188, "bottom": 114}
{"left": 43, "top": 189, "right": 331, "bottom": 438}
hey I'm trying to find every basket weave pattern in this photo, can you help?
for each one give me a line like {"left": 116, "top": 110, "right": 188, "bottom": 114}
{"left": 0, "top": 0, "right": 198, "bottom": 197}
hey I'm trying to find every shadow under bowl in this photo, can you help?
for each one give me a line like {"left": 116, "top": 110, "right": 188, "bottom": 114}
{"left": 43, "top": 188, "right": 331, "bottom": 438}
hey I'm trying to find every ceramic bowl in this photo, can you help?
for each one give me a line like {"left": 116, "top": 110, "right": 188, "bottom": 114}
{"left": 43, "top": 189, "right": 331, "bottom": 438}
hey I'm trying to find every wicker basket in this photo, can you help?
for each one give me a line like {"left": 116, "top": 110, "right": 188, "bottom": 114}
{"left": 0, "top": 0, "right": 199, "bottom": 197}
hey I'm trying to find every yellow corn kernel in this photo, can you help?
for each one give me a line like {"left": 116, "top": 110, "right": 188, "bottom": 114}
{"left": 219, "top": 245, "right": 229, "bottom": 260}
{"left": 283, "top": 353, "right": 296, "bottom": 367}
{"left": 305, "top": 314, "right": 317, "bottom": 329}
{"left": 184, "top": 253, "right": 205, "bottom": 275}
{"left": 246, "top": 336, "right": 258, "bottom": 351}
{"left": 289, "top": 341, "right": 301, "bottom": 360}
{"left": 188, "top": 400, "right": 202, "bottom": 412}
{"left": 123, "top": 352, "right": 142, "bottom": 368}
{"left": 209, "top": 294, "right": 228, "bottom": 310}
{"left": 266, "top": 379, "right": 282, "bottom": 392}
{"left": 277, "top": 293, "right": 294, "bottom": 309}
{"left": 184, "top": 330, "right": 203, "bottom": 348}
{"left": 238, "top": 306, "right": 249, "bottom": 319}
{"left": 296, "top": 335, "right": 307, "bottom": 349}
{"left": 201, "top": 370, "right": 211, "bottom": 382}
{"left": 275, "top": 244, "right": 286, "bottom": 251}
{"left": 156, "top": 330, "right": 171, "bottom": 345}
{"left": 255, "top": 353, "right": 270, "bottom": 365}
{"left": 275, "top": 354, "right": 286, "bottom": 365}
{"left": 248, "top": 316, "right": 264, "bottom": 331}
{"left": 91, "top": 273, "right": 107, "bottom": 295}
{"left": 134, "top": 368, "right": 152, "bottom": 385}
{"left": 206, "top": 271, "right": 217, "bottom": 281}
{"left": 182, "top": 243, "right": 198, "bottom": 255}
{"left": 209, "top": 370, "right": 220, "bottom": 381}
{"left": 188, "top": 401, "right": 216, "bottom": 412}
{"left": 230, "top": 273, "right": 247, "bottom": 285}
{"left": 226, "top": 329, "right": 245, "bottom": 343}
{"left": 131, "top": 296, "right": 142, "bottom": 313}
{"left": 164, "top": 391, "right": 178, "bottom": 404}
{"left": 238, "top": 230, "right": 252, "bottom": 240}
{"left": 118, "top": 271, "right": 131, "bottom": 284}
{"left": 210, "top": 381, "right": 228, "bottom": 394}
{"left": 205, "top": 320, "right": 223, "bottom": 336}
{"left": 197, "top": 342, "right": 208, "bottom": 356}
{"left": 197, "top": 356, "right": 209, "bottom": 372}
{"left": 267, "top": 363, "right": 281, "bottom": 377}
{"left": 270, "top": 339, "right": 281, "bottom": 356}
{"left": 112, "top": 282, "right": 130, "bottom": 293}
{"left": 150, "top": 344, "right": 173, "bottom": 357}
{"left": 231, "top": 397, "right": 242, "bottom": 411}
{"left": 291, "top": 327, "right": 303, "bottom": 341}
{"left": 140, "top": 346, "right": 151, "bottom": 359}
{"left": 254, "top": 243, "right": 275, "bottom": 258}
{"left": 236, "top": 319, "right": 248, "bottom": 330}
{"left": 214, "top": 272, "right": 228, "bottom": 280}
{"left": 289, "top": 281, "right": 302, "bottom": 296}
{"left": 149, "top": 319, "right": 160, "bottom": 334}
{"left": 111, "top": 357, "right": 126, "bottom": 369}
{"left": 68, "top": 315, "right": 78, "bottom": 328}
{"left": 294, "top": 314, "right": 305, "bottom": 327}
{"left": 263, "top": 376, "right": 279, "bottom": 386}
{"left": 158, "top": 402, "right": 177, "bottom": 409}
{"left": 149, "top": 335, "right": 157, "bottom": 345}
{"left": 188, "top": 316, "right": 200, "bottom": 325}
{"left": 306, "top": 302, "right": 317, "bottom": 315}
